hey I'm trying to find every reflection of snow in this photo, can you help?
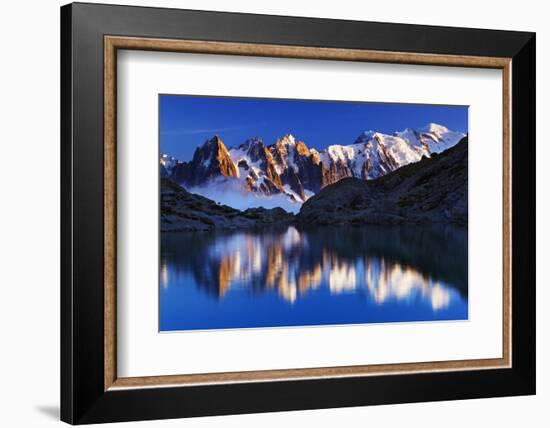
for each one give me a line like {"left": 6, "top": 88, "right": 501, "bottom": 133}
{"left": 281, "top": 226, "right": 302, "bottom": 250}
{"left": 171, "top": 226, "right": 459, "bottom": 311}
{"left": 160, "top": 262, "right": 169, "bottom": 289}
{"left": 328, "top": 262, "right": 357, "bottom": 294}
{"left": 365, "top": 259, "right": 452, "bottom": 310}
{"left": 431, "top": 284, "right": 451, "bottom": 310}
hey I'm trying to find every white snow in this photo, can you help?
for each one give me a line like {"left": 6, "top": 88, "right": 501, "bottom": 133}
{"left": 229, "top": 147, "right": 262, "bottom": 180}
{"left": 421, "top": 129, "right": 465, "bottom": 154}
{"left": 420, "top": 122, "right": 450, "bottom": 135}
{"left": 344, "top": 123, "right": 465, "bottom": 178}
{"left": 326, "top": 143, "right": 360, "bottom": 163}
{"left": 378, "top": 134, "right": 424, "bottom": 165}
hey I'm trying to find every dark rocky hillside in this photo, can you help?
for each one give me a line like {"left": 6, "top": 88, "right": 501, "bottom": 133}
{"left": 161, "top": 179, "right": 294, "bottom": 232}
{"left": 296, "top": 137, "right": 468, "bottom": 226}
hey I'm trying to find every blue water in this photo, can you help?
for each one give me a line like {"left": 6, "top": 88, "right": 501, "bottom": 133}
{"left": 160, "top": 225, "right": 468, "bottom": 331}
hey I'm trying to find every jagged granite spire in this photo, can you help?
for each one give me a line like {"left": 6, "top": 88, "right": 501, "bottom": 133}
{"left": 171, "top": 135, "right": 237, "bottom": 187}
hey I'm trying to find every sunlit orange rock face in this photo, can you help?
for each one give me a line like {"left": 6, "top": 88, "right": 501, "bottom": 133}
{"left": 171, "top": 135, "right": 237, "bottom": 186}
{"left": 212, "top": 136, "right": 238, "bottom": 178}
{"left": 298, "top": 265, "right": 322, "bottom": 294}
{"left": 265, "top": 244, "right": 284, "bottom": 290}
{"left": 262, "top": 148, "right": 283, "bottom": 190}
{"left": 218, "top": 255, "right": 238, "bottom": 298}
{"left": 321, "top": 158, "right": 351, "bottom": 188}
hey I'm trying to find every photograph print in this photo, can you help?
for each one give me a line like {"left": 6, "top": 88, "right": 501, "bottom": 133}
{"left": 159, "top": 95, "right": 468, "bottom": 332}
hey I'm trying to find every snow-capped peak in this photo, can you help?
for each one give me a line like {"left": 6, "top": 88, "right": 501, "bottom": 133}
{"left": 360, "top": 130, "right": 377, "bottom": 139}
{"left": 355, "top": 130, "right": 390, "bottom": 145}
{"left": 277, "top": 134, "right": 297, "bottom": 146}
{"left": 420, "top": 123, "right": 450, "bottom": 135}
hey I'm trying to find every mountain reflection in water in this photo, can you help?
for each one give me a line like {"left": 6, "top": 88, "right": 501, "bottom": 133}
{"left": 160, "top": 226, "right": 467, "bottom": 331}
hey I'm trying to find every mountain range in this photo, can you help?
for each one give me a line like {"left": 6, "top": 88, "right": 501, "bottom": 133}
{"left": 161, "top": 123, "right": 465, "bottom": 208}
{"left": 160, "top": 135, "right": 467, "bottom": 231}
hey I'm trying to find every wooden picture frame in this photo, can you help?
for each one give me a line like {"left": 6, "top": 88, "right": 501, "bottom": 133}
{"left": 61, "top": 2, "right": 535, "bottom": 424}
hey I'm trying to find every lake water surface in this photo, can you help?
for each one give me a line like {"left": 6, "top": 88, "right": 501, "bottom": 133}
{"left": 160, "top": 225, "right": 467, "bottom": 331}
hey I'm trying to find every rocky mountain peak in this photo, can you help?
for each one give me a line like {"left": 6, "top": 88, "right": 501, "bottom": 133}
{"left": 210, "top": 134, "right": 222, "bottom": 143}
{"left": 192, "top": 135, "right": 226, "bottom": 161}
{"left": 420, "top": 123, "right": 450, "bottom": 136}
{"left": 171, "top": 135, "right": 237, "bottom": 187}
{"left": 239, "top": 136, "right": 264, "bottom": 149}
{"left": 276, "top": 134, "right": 297, "bottom": 147}
{"left": 165, "top": 124, "right": 465, "bottom": 208}
{"left": 357, "top": 130, "right": 376, "bottom": 141}
{"left": 200, "top": 134, "right": 225, "bottom": 153}
{"left": 238, "top": 137, "right": 267, "bottom": 162}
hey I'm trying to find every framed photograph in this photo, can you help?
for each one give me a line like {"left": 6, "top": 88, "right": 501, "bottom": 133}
{"left": 61, "top": 2, "right": 536, "bottom": 424}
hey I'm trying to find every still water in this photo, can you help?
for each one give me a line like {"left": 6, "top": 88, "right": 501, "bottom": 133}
{"left": 160, "top": 226, "right": 468, "bottom": 331}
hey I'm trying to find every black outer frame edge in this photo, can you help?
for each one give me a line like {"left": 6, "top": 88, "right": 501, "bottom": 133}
{"left": 60, "top": 4, "right": 74, "bottom": 425}
{"left": 70, "top": 1, "right": 533, "bottom": 56}
{"left": 60, "top": 2, "right": 536, "bottom": 424}
{"left": 510, "top": 34, "right": 536, "bottom": 392}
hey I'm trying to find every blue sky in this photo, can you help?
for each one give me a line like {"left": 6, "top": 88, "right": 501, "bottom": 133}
{"left": 160, "top": 95, "right": 468, "bottom": 161}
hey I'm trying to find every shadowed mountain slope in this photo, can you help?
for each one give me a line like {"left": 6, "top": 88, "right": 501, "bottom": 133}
{"left": 296, "top": 137, "right": 468, "bottom": 226}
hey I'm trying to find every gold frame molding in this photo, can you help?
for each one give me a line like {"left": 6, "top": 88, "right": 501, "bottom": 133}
{"left": 104, "top": 35, "right": 512, "bottom": 391}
